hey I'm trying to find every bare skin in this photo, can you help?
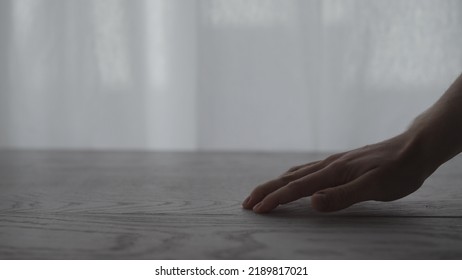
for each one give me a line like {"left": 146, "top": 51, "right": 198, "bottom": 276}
{"left": 242, "top": 73, "right": 462, "bottom": 213}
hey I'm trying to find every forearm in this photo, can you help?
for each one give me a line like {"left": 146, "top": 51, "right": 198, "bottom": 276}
{"left": 406, "top": 73, "right": 462, "bottom": 173}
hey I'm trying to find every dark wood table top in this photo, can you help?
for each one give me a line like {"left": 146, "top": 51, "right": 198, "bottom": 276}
{"left": 1, "top": 150, "right": 461, "bottom": 259}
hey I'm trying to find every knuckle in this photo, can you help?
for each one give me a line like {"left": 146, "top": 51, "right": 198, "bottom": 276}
{"left": 278, "top": 172, "right": 297, "bottom": 183}
{"left": 324, "top": 154, "right": 339, "bottom": 163}
{"left": 323, "top": 152, "right": 345, "bottom": 164}
{"left": 287, "top": 165, "right": 299, "bottom": 172}
{"left": 286, "top": 181, "right": 300, "bottom": 189}
{"left": 329, "top": 159, "right": 348, "bottom": 170}
{"left": 286, "top": 160, "right": 322, "bottom": 174}
{"left": 336, "top": 187, "right": 350, "bottom": 201}
{"left": 285, "top": 180, "right": 305, "bottom": 195}
{"left": 251, "top": 184, "right": 268, "bottom": 197}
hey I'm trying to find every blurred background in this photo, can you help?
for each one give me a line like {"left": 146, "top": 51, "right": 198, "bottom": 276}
{"left": 0, "top": 0, "right": 461, "bottom": 152}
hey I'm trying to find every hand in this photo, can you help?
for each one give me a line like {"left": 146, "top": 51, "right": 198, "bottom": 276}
{"left": 242, "top": 132, "right": 436, "bottom": 213}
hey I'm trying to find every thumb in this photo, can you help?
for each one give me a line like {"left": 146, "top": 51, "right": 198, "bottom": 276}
{"left": 311, "top": 180, "right": 372, "bottom": 212}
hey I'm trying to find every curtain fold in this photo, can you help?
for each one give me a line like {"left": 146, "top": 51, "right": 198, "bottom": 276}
{"left": 1, "top": 0, "right": 461, "bottom": 151}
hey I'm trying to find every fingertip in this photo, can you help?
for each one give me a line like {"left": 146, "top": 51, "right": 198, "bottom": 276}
{"left": 242, "top": 195, "right": 262, "bottom": 210}
{"left": 252, "top": 201, "right": 263, "bottom": 212}
{"left": 242, "top": 196, "right": 251, "bottom": 208}
{"left": 252, "top": 201, "right": 272, "bottom": 214}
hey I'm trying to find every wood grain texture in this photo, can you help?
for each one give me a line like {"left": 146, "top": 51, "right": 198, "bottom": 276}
{"left": 1, "top": 150, "right": 462, "bottom": 259}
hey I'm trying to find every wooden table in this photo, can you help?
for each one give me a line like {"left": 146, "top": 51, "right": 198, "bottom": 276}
{"left": 1, "top": 150, "right": 461, "bottom": 259}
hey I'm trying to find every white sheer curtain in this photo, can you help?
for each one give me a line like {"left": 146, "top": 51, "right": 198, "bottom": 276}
{"left": 1, "top": 0, "right": 461, "bottom": 151}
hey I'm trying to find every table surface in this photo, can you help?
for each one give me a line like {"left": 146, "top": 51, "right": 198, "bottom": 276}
{"left": 1, "top": 150, "right": 461, "bottom": 259}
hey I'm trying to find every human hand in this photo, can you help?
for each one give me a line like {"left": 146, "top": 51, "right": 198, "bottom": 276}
{"left": 242, "top": 132, "right": 437, "bottom": 213}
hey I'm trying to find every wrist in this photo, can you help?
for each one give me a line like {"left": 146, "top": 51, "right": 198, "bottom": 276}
{"left": 400, "top": 126, "right": 454, "bottom": 177}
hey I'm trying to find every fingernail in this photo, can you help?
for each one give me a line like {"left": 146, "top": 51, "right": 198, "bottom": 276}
{"left": 253, "top": 201, "right": 263, "bottom": 212}
{"left": 242, "top": 196, "right": 251, "bottom": 207}
{"left": 312, "top": 192, "right": 328, "bottom": 211}
{"left": 314, "top": 192, "right": 326, "bottom": 201}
